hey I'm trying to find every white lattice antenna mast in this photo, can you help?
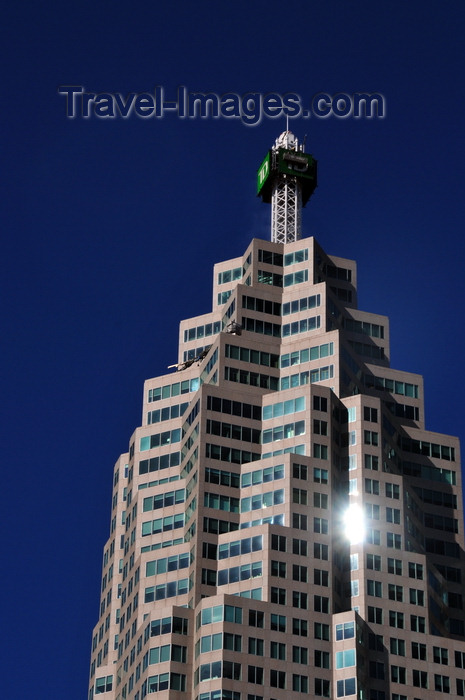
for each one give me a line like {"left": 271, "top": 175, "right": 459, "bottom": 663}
{"left": 257, "top": 131, "right": 318, "bottom": 244}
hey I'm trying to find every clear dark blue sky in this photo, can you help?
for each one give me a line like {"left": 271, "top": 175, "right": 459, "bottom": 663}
{"left": 2, "top": 1, "right": 465, "bottom": 697}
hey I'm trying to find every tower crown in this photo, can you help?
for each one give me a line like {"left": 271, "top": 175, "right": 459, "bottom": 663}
{"left": 257, "top": 130, "right": 318, "bottom": 244}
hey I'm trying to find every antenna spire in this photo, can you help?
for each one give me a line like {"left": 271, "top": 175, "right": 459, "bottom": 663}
{"left": 257, "top": 132, "right": 318, "bottom": 244}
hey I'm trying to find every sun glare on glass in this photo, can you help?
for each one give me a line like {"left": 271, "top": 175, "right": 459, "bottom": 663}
{"left": 343, "top": 503, "right": 365, "bottom": 545}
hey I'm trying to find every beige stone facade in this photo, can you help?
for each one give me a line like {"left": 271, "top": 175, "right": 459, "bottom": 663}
{"left": 88, "top": 236, "right": 465, "bottom": 700}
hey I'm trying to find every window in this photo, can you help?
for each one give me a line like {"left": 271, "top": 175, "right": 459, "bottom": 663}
{"left": 364, "top": 430, "right": 378, "bottom": 445}
{"left": 455, "top": 651, "right": 465, "bottom": 668}
{"left": 386, "top": 507, "right": 401, "bottom": 524}
{"left": 314, "top": 622, "right": 329, "bottom": 640}
{"left": 411, "top": 615, "right": 426, "bottom": 633}
{"left": 271, "top": 534, "right": 286, "bottom": 552}
{"left": 314, "top": 492, "right": 328, "bottom": 508}
{"left": 313, "top": 467, "right": 328, "bottom": 483}
{"left": 292, "top": 618, "right": 308, "bottom": 637}
{"left": 368, "top": 606, "right": 383, "bottom": 624}
{"left": 367, "top": 554, "right": 381, "bottom": 571}
{"left": 366, "top": 528, "right": 380, "bottom": 545}
{"left": 292, "top": 675, "right": 308, "bottom": 693}
{"left": 248, "top": 666, "right": 264, "bottom": 685}
{"left": 271, "top": 561, "right": 286, "bottom": 578}
{"left": 391, "top": 666, "right": 406, "bottom": 684}
{"left": 411, "top": 642, "right": 426, "bottom": 660}
{"left": 248, "top": 638, "right": 264, "bottom": 656}
{"left": 387, "top": 532, "right": 402, "bottom": 549}
{"left": 367, "top": 579, "right": 382, "bottom": 597}
{"left": 364, "top": 406, "right": 378, "bottom": 422}
{"left": 314, "top": 517, "right": 328, "bottom": 534}
{"left": 335, "top": 622, "right": 355, "bottom": 640}
{"left": 365, "top": 479, "right": 379, "bottom": 495}
{"left": 365, "top": 454, "right": 379, "bottom": 470}
{"left": 434, "top": 675, "right": 450, "bottom": 693}
{"left": 387, "top": 558, "right": 402, "bottom": 575}
{"left": 389, "top": 611, "right": 404, "bottom": 629}
{"left": 293, "top": 488, "right": 307, "bottom": 505}
{"left": 270, "top": 614, "right": 286, "bottom": 632}
{"left": 293, "top": 513, "right": 308, "bottom": 531}
{"left": 433, "top": 647, "right": 448, "bottom": 665}
{"left": 314, "top": 649, "right": 330, "bottom": 667}
{"left": 390, "top": 638, "right": 405, "bottom": 656}
{"left": 366, "top": 503, "right": 380, "bottom": 520}
{"left": 370, "top": 661, "right": 385, "bottom": 680}
{"left": 270, "top": 641, "right": 286, "bottom": 660}
{"left": 270, "top": 670, "right": 286, "bottom": 689}
{"left": 315, "top": 678, "right": 330, "bottom": 697}
{"left": 413, "top": 670, "right": 428, "bottom": 688}
{"left": 336, "top": 678, "right": 356, "bottom": 697}
{"left": 314, "top": 568, "right": 329, "bottom": 586}
{"left": 248, "top": 610, "right": 264, "bottom": 628}
{"left": 386, "top": 482, "right": 400, "bottom": 499}
{"left": 313, "top": 595, "right": 328, "bottom": 612}
{"left": 313, "top": 395, "right": 328, "bottom": 412}
{"left": 313, "top": 419, "right": 328, "bottom": 435}
{"left": 271, "top": 587, "right": 286, "bottom": 605}
{"left": 293, "top": 565, "right": 307, "bottom": 582}
{"left": 409, "top": 588, "right": 424, "bottom": 606}
{"left": 293, "top": 538, "right": 307, "bottom": 556}
{"left": 408, "top": 562, "right": 423, "bottom": 579}
{"left": 368, "top": 634, "right": 383, "bottom": 651}
{"left": 336, "top": 649, "right": 356, "bottom": 669}
{"left": 388, "top": 584, "right": 403, "bottom": 601}
{"left": 313, "top": 444, "right": 328, "bottom": 460}
{"left": 293, "top": 646, "right": 308, "bottom": 664}
{"left": 314, "top": 543, "right": 329, "bottom": 560}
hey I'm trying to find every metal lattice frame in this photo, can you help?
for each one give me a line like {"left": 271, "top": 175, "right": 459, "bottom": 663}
{"left": 271, "top": 175, "right": 302, "bottom": 244}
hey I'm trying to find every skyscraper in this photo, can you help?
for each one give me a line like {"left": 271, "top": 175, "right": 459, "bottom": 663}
{"left": 88, "top": 132, "right": 465, "bottom": 700}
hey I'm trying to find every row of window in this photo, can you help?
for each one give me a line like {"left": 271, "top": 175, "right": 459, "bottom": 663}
{"left": 282, "top": 315, "right": 321, "bottom": 337}
{"left": 282, "top": 293, "right": 321, "bottom": 316}
{"left": 262, "top": 420, "right": 305, "bottom": 443}
{"left": 148, "top": 378, "right": 199, "bottom": 402}
{"left": 343, "top": 317, "right": 384, "bottom": 338}
{"left": 184, "top": 321, "right": 221, "bottom": 343}
{"left": 364, "top": 374, "right": 419, "bottom": 398}
{"left": 145, "top": 552, "right": 189, "bottom": 577}
{"left": 242, "top": 463, "right": 284, "bottom": 487}
{"left": 224, "top": 366, "right": 279, "bottom": 390}
{"left": 258, "top": 247, "right": 309, "bottom": 267}
{"left": 144, "top": 578, "right": 190, "bottom": 603}
{"left": 258, "top": 269, "right": 309, "bottom": 288}
{"left": 263, "top": 396, "right": 305, "bottom": 419}
{"left": 138, "top": 453, "right": 180, "bottom": 475}
{"left": 206, "top": 419, "right": 261, "bottom": 444}
{"left": 398, "top": 437, "right": 455, "bottom": 461}
{"left": 141, "top": 513, "right": 184, "bottom": 536}
{"left": 142, "top": 489, "right": 185, "bottom": 512}
{"left": 280, "top": 365, "right": 334, "bottom": 389}
{"left": 218, "top": 267, "right": 242, "bottom": 285}
{"left": 147, "top": 401, "right": 189, "bottom": 425}
{"left": 242, "top": 294, "right": 281, "bottom": 316}
{"left": 281, "top": 342, "right": 333, "bottom": 368}
{"left": 139, "top": 428, "right": 181, "bottom": 452}
{"left": 207, "top": 393, "right": 261, "bottom": 420}
{"left": 205, "top": 443, "right": 261, "bottom": 464}
{"left": 225, "top": 343, "right": 279, "bottom": 368}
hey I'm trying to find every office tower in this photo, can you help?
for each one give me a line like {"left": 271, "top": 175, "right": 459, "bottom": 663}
{"left": 88, "top": 132, "right": 465, "bottom": 700}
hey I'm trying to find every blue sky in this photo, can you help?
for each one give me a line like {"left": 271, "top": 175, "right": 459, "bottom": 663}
{"left": 2, "top": 1, "right": 465, "bottom": 697}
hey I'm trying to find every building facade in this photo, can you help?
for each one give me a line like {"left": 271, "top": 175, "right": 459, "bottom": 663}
{"left": 88, "top": 137, "right": 465, "bottom": 700}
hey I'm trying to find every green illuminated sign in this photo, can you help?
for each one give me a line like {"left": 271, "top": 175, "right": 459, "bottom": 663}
{"left": 257, "top": 151, "right": 271, "bottom": 194}
{"left": 278, "top": 149, "right": 315, "bottom": 179}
